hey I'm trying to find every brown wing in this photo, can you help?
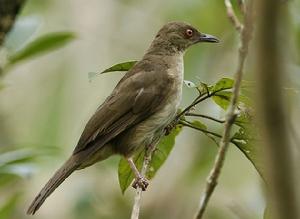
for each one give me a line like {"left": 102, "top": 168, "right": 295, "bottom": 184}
{"left": 73, "top": 70, "right": 170, "bottom": 154}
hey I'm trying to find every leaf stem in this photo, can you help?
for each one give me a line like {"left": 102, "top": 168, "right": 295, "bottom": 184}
{"left": 179, "top": 120, "right": 222, "bottom": 138}
{"left": 185, "top": 113, "right": 225, "bottom": 124}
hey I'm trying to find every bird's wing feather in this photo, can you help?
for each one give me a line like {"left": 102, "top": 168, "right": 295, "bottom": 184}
{"left": 73, "top": 70, "right": 170, "bottom": 154}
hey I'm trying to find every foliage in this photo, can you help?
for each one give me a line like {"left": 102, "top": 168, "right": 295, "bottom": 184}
{"left": 8, "top": 32, "right": 76, "bottom": 65}
{"left": 0, "top": 193, "right": 20, "bottom": 219}
{"left": 101, "top": 61, "right": 138, "bottom": 74}
{"left": 0, "top": 16, "right": 76, "bottom": 218}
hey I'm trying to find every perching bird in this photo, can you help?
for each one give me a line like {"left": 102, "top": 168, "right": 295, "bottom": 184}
{"left": 27, "top": 21, "right": 219, "bottom": 215}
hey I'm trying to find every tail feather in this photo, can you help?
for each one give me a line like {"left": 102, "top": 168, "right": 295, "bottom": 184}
{"left": 27, "top": 156, "right": 79, "bottom": 215}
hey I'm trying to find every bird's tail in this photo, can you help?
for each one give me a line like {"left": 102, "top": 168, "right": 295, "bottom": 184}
{"left": 27, "top": 156, "right": 79, "bottom": 215}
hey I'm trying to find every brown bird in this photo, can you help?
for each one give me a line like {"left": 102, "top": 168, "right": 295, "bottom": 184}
{"left": 27, "top": 21, "right": 219, "bottom": 215}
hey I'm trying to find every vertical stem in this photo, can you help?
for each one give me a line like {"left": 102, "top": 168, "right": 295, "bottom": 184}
{"left": 256, "top": 0, "right": 300, "bottom": 218}
{"left": 193, "top": 1, "right": 254, "bottom": 218}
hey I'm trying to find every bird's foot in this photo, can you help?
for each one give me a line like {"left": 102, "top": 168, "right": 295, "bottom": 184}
{"left": 132, "top": 176, "right": 149, "bottom": 191}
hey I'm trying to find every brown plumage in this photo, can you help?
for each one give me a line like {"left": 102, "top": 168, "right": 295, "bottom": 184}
{"left": 27, "top": 21, "right": 219, "bottom": 215}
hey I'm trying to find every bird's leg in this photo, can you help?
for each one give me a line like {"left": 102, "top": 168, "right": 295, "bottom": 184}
{"left": 126, "top": 157, "right": 149, "bottom": 191}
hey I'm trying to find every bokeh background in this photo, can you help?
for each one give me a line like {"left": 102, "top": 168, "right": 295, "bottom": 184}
{"left": 0, "top": 0, "right": 299, "bottom": 219}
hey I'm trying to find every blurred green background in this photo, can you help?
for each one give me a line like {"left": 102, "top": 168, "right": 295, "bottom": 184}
{"left": 0, "top": 0, "right": 300, "bottom": 219}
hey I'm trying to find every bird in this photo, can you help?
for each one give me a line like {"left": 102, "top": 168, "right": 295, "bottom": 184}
{"left": 27, "top": 21, "right": 219, "bottom": 215}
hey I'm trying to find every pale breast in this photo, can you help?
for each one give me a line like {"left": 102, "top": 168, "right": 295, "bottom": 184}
{"left": 114, "top": 53, "right": 184, "bottom": 156}
{"left": 128, "top": 54, "right": 184, "bottom": 151}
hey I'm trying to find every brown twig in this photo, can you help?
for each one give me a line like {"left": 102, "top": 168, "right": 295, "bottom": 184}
{"left": 193, "top": 1, "right": 254, "bottom": 219}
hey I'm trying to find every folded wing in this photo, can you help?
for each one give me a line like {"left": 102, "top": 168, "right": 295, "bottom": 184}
{"left": 73, "top": 70, "right": 170, "bottom": 155}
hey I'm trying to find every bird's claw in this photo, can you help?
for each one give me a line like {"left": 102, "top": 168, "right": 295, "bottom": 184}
{"left": 132, "top": 176, "right": 149, "bottom": 191}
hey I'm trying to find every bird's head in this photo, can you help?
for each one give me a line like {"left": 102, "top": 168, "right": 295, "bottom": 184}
{"left": 148, "top": 21, "right": 219, "bottom": 55}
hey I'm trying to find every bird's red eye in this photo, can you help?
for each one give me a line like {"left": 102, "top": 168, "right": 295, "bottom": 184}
{"left": 185, "top": 29, "right": 194, "bottom": 37}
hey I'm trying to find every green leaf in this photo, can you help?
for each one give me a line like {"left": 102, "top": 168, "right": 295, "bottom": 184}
{"left": 101, "top": 61, "right": 138, "bottom": 74}
{"left": 234, "top": 109, "right": 253, "bottom": 128}
{"left": 212, "top": 91, "right": 252, "bottom": 110}
{"left": 0, "top": 149, "right": 37, "bottom": 180}
{"left": 118, "top": 125, "right": 182, "bottom": 193}
{"left": 192, "top": 120, "right": 207, "bottom": 130}
{"left": 0, "top": 194, "right": 20, "bottom": 219}
{"left": 4, "top": 16, "right": 41, "bottom": 52}
{"left": 0, "top": 149, "right": 35, "bottom": 166}
{"left": 212, "top": 77, "right": 234, "bottom": 92}
{"left": 212, "top": 91, "right": 232, "bottom": 109}
{"left": 197, "top": 82, "right": 210, "bottom": 95}
{"left": 8, "top": 32, "right": 76, "bottom": 65}
{"left": 89, "top": 60, "right": 137, "bottom": 81}
{"left": 0, "top": 164, "right": 36, "bottom": 178}
{"left": 147, "top": 125, "right": 182, "bottom": 179}
{"left": 232, "top": 124, "right": 264, "bottom": 179}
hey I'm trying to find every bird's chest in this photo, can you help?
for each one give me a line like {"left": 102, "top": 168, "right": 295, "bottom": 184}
{"left": 116, "top": 55, "right": 184, "bottom": 156}
{"left": 139, "top": 55, "right": 184, "bottom": 140}
{"left": 165, "top": 55, "right": 184, "bottom": 109}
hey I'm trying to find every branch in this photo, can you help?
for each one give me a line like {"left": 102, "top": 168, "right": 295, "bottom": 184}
{"left": 185, "top": 113, "right": 225, "bottom": 123}
{"left": 193, "top": 1, "right": 254, "bottom": 219}
{"left": 224, "top": 0, "right": 243, "bottom": 32}
{"left": 179, "top": 120, "right": 222, "bottom": 139}
{"left": 176, "top": 87, "right": 230, "bottom": 120}
{"left": 130, "top": 142, "right": 157, "bottom": 219}
{"left": 256, "top": 0, "right": 300, "bottom": 217}
{"left": 179, "top": 120, "right": 241, "bottom": 147}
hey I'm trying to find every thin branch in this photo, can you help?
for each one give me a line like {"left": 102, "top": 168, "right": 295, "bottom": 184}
{"left": 177, "top": 89, "right": 222, "bottom": 120}
{"left": 179, "top": 120, "right": 240, "bottom": 148}
{"left": 179, "top": 120, "right": 222, "bottom": 139}
{"left": 224, "top": 0, "right": 243, "bottom": 32}
{"left": 176, "top": 93, "right": 209, "bottom": 119}
{"left": 185, "top": 113, "right": 225, "bottom": 123}
{"left": 193, "top": 1, "right": 254, "bottom": 219}
{"left": 130, "top": 142, "right": 157, "bottom": 219}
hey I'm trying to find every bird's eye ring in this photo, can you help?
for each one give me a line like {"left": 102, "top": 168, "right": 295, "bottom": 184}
{"left": 185, "top": 29, "right": 194, "bottom": 37}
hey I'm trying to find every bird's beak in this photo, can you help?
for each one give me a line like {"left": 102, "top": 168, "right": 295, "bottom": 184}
{"left": 198, "top": 33, "right": 219, "bottom": 43}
